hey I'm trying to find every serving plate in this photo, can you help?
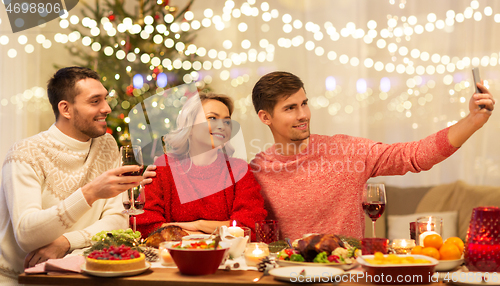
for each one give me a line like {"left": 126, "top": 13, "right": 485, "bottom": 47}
{"left": 81, "top": 262, "right": 150, "bottom": 277}
{"left": 276, "top": 259, "right": 357, "bottom": 270}
{"left": 435, "top": 258, "right": 464, "bottom": 272}
{"left": 357, "top": 255, "right": 438, "bottom": 284}
{"left": 269, "top": 266, "right": 344, "bottom": 283}
{"left": 357, "top": 254, "right": 439, "bottom": 267}
{"left": 447, "top": 270, "right": 500, "bottom": 286}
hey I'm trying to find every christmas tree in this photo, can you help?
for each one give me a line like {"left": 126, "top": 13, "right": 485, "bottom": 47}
{"left": 63, "top": 0, "right": 206, "bottom": 159}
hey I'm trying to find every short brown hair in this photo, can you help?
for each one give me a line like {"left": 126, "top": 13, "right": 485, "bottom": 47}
{"left": 252, "top": 71, "right": 305, "bottom": 115}
{"left": 199, "top": 93, "right": 234, "bottom": 116}
{"left": 47, "top": 66, "right": 100, "bottom": 119}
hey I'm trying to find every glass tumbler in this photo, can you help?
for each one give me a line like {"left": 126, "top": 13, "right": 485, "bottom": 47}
{"left": 255, "top": 220, "right": 279, "bottom": 244}
{"left": 464, "top": 206, "right": 500, "bottom": 272}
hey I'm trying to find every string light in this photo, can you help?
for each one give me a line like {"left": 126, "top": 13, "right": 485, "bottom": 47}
{"left": 2, "top": 1, "right": 499, "bottom": 118}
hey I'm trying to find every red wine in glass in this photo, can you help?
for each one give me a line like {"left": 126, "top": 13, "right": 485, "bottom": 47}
{"left": 123, "top": 201, "right": 132, "bottom": 210}
{"left": 123, "top": 201, "right": 145, "bottom": 210}
{"left": 362, "top": 202, "right": 386, "bottom": 220}
{"left": 362, "top": 184, "right": 387, "bottom": 238}
{"left": 134, "top": 201, "right": 145, "bottom": 210}
{"left": 121, "top": 146, "right": 143, "bottom": 176}
{"left": 120, "top": 146, "right": 145, "bottom": 232}
{"left": 121, "top": 145, "right": 142, "bottom": 163}
{"left": 121, "top": 185, "right": 145, "bottom": 214}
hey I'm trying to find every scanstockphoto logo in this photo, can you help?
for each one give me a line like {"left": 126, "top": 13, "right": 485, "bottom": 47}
{"left": 3, "top": 0, "right": 79, "bottom": 33}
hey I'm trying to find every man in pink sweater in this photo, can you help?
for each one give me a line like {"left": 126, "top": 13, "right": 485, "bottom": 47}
{"left": 249, "top": 71, "right": 495, "bottom": 240}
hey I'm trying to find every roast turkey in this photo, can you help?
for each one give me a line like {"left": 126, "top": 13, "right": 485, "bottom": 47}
{"left": 296, "top": 234, "right": 345, "bottom": 261}
{"left": 145, "top": 225, "right": 188, "bottom": 248}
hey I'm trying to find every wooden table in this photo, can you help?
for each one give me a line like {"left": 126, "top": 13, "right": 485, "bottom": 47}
{"left": 19, "top": 268, "right": 323, "bottom": 286}
{"left": 18, "top": 267, "right": 445, "bottom": 286}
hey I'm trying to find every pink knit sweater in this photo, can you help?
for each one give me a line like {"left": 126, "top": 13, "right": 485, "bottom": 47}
{"left": 250, "top": 128, "right": 458, "bottom": 240}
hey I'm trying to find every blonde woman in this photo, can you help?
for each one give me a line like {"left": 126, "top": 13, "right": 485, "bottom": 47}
{"left": 136, "top": 93, "right": 267, "bottom": 239}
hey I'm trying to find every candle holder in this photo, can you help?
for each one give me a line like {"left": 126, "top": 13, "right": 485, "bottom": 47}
{"left": 244, "top": 242, "right": 269, "bottom": 267}
{"left": 159, "top": 241, "right": 175, "bottom": 266}
{"left": 464, "top": 206, "right": 500, "bottom": 272}
{"left": 361, "top": 238, "right": 389, "bottom": 255}
{"left": 409, "top": 222, "right": 428, "bottom": 241}
{"left": 255, "top": 220, "right": 279, "bottom": 244}
{"left": 241, "top": 227, "right": 251, "bottom": 241}
{"left": 415, "top": 216, "right": 443, "bottom": 246}
{"left": 392, "top": 239, "right": 416, "bottom": 254}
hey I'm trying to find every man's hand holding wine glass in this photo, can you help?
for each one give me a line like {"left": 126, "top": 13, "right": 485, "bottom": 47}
{"left": 81, "top": 165, "right": 143, "bottom": 206}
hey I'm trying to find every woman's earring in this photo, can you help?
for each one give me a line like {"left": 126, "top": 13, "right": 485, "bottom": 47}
{"left": 161, "top": 135, "right": 171, "bottom": 154}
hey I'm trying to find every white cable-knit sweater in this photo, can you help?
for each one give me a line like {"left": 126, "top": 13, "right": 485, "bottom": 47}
{"left": 0, "top": 125, "right": 127, "bottom": 283}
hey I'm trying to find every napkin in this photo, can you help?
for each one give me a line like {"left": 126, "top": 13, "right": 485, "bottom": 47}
{"left": 24, "top": 255, "right": 85, "bottom": 275}
{"left": 150, "top": 255, "right": 258, "bottom": 271}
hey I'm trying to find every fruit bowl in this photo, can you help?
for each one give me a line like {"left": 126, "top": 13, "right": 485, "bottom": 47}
{"left": 435, "top": 258, "right": 464, "bottom": 272}
{"left": 357, "top": 254, "right": 438, "bottom": 284}
{"left": 167, "top": 241, "right": 230, "bottom": 275}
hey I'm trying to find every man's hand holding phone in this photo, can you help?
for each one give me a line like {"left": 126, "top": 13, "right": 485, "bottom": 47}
{"left": 472, "top": 67, "right": 486, "bottom": 109}
{"left": 466, "top": 67, "right": 495, "bottom": 129}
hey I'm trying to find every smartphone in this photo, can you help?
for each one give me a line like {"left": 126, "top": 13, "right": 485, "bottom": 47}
{"left": 472, "top": 67, "right": 485, "bottom": 109}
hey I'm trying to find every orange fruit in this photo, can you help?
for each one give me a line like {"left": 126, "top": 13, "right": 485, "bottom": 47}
{"left": 422, "top": 247, "right": 441, "bottom": 260}
{"left": 423, "top": 234, "right": 443, "bottom": 249}
{"left": 444, "top": 237, "right": 465, "bottom": 254}
{"left": 439, "top": 243, "right": 462, "bottom": 260}
{"left": 411, "top": 245, "right": 423, "bottom": 255}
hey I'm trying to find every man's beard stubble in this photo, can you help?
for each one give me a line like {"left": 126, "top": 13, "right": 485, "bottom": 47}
{"left": 290, "top": 123, "right": 310, "bottom": 142}
{"left": 73, "top": 108, "right": 107, "bottom": 139}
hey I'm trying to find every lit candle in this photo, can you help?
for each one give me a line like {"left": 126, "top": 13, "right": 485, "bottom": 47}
{"left": 161, "top": 248, "right": 174, "bottom": 265}
{"left": 418, "top": 218, "right": 440, "bottom": 246}
{"left": 392, "top": 239, "right": 416, "bottom": 254}
{"left": 228, "top": 220, "right": 244, "bottom": 237}
{"left": 159, "top": 242, "right": 175, "bottom": 266}
{"left": 245, "top": 243, "right": 269, "bottom": 267}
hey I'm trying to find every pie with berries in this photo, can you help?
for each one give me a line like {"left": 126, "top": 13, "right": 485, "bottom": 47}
{"left": 85, "top": 245, "right": 146, "bottom": 272}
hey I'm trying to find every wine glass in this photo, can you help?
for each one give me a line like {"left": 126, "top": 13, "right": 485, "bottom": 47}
{"left": 120, "top": 146, "right": 145, "bottom": 232}
{"left": 362, "top": 183, "right": 387, "bottom": 238}
{"left": 122, "top": 185, "right": 145, "bottom": 232}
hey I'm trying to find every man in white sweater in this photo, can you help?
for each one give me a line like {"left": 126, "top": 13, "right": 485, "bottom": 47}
{"left": 0, "top": 67, "right": 145, "bottom": 284}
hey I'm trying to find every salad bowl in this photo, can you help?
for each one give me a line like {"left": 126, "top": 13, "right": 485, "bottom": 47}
{"left": 167, "top": 241, "right": 230, "bottom": 275}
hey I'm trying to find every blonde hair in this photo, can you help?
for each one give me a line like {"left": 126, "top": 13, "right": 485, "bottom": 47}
{"left": 163, "top": 93, "right": 235, "bottom": 158}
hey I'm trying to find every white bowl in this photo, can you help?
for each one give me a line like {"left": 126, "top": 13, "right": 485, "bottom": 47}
{"left": 435, "top": 258, "right": 464, "bottom": 272}
{"left": 183, "top": 234, "right": 212, "bottom": 241}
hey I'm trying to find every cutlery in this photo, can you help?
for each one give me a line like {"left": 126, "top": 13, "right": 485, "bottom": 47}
{"left": 343, "top": 262, "right": 360, "bottom": 271}
{"left": 253, "top": 266, "right": 270, "bottom": 282}
{"left": 213, "top": 234, "right": 221, "bottom": 249}
{"left": 209, "top": 227, "right": 219, "bottom": 239}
